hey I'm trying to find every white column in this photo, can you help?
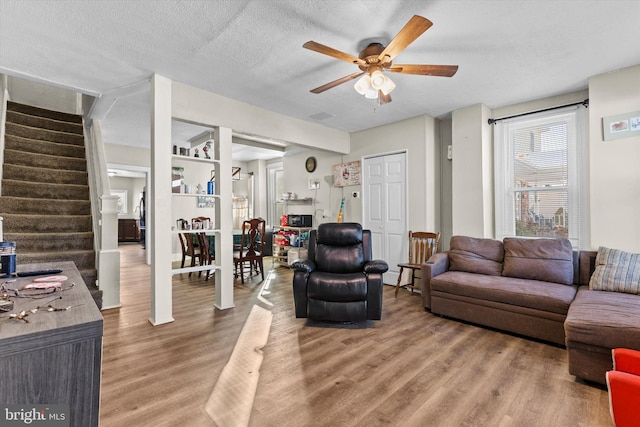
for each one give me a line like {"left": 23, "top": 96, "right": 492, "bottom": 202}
{"left": 149, "top": 74, "right": 174, "bottom": 325}
{"left": 214, "top": 126, "right": 234, "bottom": 310}
{"left": 99, "top": 195, "right": 121, "bottom": 309}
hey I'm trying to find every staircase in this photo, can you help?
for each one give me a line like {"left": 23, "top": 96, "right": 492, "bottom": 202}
{"left": 0, "top": 101, "right": 101, "bottom": 307}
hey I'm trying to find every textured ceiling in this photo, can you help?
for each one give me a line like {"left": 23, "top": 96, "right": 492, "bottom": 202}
{"left": 1, "top": 0, "right": 639, "bottom": 159}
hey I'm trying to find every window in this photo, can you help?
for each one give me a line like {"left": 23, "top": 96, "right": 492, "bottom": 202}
{"left": 494, "top": 106, "right": 588, "bottom": 249}
{"left": 267, "top": 162, "right": 284, "bottom": 228}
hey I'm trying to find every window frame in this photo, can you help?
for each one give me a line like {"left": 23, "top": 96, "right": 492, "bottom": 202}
{"left": 494, "top": 105, "right": 588, "bottom": 249}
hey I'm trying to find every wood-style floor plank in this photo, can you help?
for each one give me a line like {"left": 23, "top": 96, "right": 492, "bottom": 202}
{"left": 100, "top": 244, "right": 612, "bottom": 427}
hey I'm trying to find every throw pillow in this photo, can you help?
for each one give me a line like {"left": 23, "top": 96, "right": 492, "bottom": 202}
{"left": 502, "top": 237, "right": 574, "bottom": 285}
{"left": 589, "top": 246, "right": 640, "bottom": 294}
{"left": 448, "top": 236, "right": 504, "bottom": 276}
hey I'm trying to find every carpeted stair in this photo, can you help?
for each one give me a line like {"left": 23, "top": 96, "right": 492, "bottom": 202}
{"left": 1, "top": 101, "right": 101, "bottom": 308}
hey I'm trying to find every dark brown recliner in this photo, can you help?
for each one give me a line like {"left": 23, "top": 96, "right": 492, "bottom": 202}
{"left": 290, "top": 222, "right": 389, "bottom": 322}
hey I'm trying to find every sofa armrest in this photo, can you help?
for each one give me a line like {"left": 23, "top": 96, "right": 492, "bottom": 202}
{"left": 578, "top": 250, "right": 598, "bottom": 285}
{"left": 421, "top": 252, "right": 449, "bottom": 310}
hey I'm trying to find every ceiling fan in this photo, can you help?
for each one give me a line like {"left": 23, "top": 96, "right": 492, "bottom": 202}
{"left": 303, "top": 15, "right": 458, "bottom": 104}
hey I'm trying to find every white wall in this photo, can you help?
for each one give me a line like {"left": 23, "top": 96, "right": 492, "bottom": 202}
{"left": 109, "top": 176, "right": 145, "bottom": 219}
{"left": 451, "top": 104, "right": 493, "bottom": 238}
{"left": 104, "top": 143, "right": 150, "bottom": 168}
{"left": 588, "top": 64, "right": 640, "bottom": 252}
{"left": 7, "top": 76, "right": 80, "bottom": 114}
{"left": 345, "top": 114, "right": 440, "bottom": 231}
{"left": 171, "top": 81, "right": 350, "bottom": 154}
{"left": 281, "top": 150, "right": 343, "bottom": 225}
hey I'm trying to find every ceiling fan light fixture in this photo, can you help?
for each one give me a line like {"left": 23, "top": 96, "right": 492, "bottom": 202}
{"left": 364, "top": 86, "right": 378, "bottom": 99}
{"left": 370, "top": 70, "right": 385, "bottom": 89}
{"left": 354, "top": 74, "right": 371, "bottom": 95}
{"left": 380, "top": 76, "right": 396, "bottom": 96}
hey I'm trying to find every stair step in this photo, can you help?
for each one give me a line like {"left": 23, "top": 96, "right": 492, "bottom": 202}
{"left": 3, "top": 149, "right": 87, "bottom": 171}
{"left": 2, "top": 179, "right": 89, "bottom": 201}
{"left": 4, "top": 232, "right": 94, "bottom": 252}
{"left": 1, "top": 213, "right": 92, "bottom": 233}
{"left": 5, "top": 122, "right": 85, "bottom": 146}
{"left": 6, "top": 110, "right": 83, "bottom": 135}
{"left": 5, "top": 134, "right": 86, "bottom": 159}
{"left": 80, "top": 268, "right": 99, "bottom": 289}
{"left": 3, "top": 102, "right": 97, "bottom": 308}
{"left": 7, "top": 101, "right": 83, "bottom": 124}
{"left": 1, "top": 164, "right": 88, "bottom": 185}
{"left": 17, "top": 249, "right": 96, "bottom": 271}
{"left": 0, "top": 196, "right": 91, "bottom": 215}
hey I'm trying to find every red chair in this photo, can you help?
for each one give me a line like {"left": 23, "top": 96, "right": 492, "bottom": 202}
{"left": 606, "top": 348, "right": 640, "bottom": 427}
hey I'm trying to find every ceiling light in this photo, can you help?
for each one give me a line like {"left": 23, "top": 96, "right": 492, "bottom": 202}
{"left": 354, "top": 74, "right": 371, "bottom": 95}
{"left": 380, "top": 76, "right": 396, "bottom": 96}
{"left": 364, "top": 87, "right": 378, "bottom": 99}
{"left": 370, "top": 70, "right": 385, "bottom": 89}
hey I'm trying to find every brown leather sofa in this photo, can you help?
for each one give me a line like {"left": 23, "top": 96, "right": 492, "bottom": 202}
{"left": 421, "top": 236, "right": 640, "bottom": 384}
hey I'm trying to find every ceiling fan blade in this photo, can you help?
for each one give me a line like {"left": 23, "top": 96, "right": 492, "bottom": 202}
{"left": 388, "top": 64, "right": 458, "bottom": 77}
{"left": 378, "top": 15, "right": 433, "bottom": 62}
{"left": 310, "top": 72, "right": 364, "bottom": 94}
{"left": 378, "top": 91, "right": 392, "bottom": 104}
{"left": 303, "top": 41, "right": 367, "bottom": 66}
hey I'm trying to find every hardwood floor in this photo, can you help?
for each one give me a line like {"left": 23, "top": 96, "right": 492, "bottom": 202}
{"left": 101, "top": 244, "right": 612, "bottom": 426}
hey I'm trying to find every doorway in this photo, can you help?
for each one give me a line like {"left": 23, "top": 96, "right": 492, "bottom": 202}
{"left": 362, "top": 151, "right": 407, "bottom": 285}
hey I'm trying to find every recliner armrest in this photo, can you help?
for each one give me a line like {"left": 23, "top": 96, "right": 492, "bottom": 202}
{"left": 364, "top": 260, "right": 389, "bottom": 274}
{"left": 290, "top": 259, "right": 316, "bottom": 273}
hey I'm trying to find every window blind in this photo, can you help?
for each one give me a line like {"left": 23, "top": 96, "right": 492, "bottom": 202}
{"left": 494, "top": 105, "right": 588, "bottom": 249}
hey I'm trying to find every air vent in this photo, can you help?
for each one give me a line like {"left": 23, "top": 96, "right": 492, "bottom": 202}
{"left": 309, "top": 112, "right": 335, "bottom": 121}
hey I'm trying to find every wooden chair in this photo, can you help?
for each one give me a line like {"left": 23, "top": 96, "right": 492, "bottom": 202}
{"left": 233, "top": 218, "right": 266, "bottom": 284}
{"left": 395, "top": 231, "right": 440, "bottom": 297}
{"left": 178, "top": 232, "right": 202, "bottom": 276}
{"left": 196, "top": 232, "right": 215, "bottom": 280}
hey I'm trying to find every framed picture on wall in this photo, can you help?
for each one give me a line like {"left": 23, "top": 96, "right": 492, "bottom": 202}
{"left": 333, "top": 161, "right": 361, "bottom": 187}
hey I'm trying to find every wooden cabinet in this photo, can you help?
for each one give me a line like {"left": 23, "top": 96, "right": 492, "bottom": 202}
{"left": 118, "top": 218, "right": 139, "bottom": 242}
{"left": 0, "top": 261, "right": 103, "bottom": 427}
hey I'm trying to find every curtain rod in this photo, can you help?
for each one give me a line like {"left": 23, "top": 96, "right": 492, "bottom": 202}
{"left": 487, "top": 98, "right": 589, "bottom": 125}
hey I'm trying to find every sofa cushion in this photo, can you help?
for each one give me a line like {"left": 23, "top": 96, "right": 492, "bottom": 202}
{"left": 430, "top": 271, "right": 577, "bottom": 315}
{"left": 448, "top": 236, "right": 504, "bottom": 276}
{"left": 502, "top": 238, "right": 574, "bottom": 285}
{"left": 565, "top": 286, "right": 640, "bottom": 349}
{"left": 589, "top": 247, "right": 640, "bottom": 295}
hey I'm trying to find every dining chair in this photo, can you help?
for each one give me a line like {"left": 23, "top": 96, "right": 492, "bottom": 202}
{"left": 178, "top": 232, "right": 202, "bottom": 276}
{"left": 196, "top": 232, "right": 215, "bottom": 280}
{"left": 395, "top": 231, "right": 440, "bottom": 297}
{"left": 233, "top": 218, "right": 266, "bottom": 283}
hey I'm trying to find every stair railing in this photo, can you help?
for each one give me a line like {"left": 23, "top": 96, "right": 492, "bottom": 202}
{"left": 0, "top": 74, "right": 8, "bottom": 195}
{"left": 84, "top": 118, "right": 121, "bottom": 309}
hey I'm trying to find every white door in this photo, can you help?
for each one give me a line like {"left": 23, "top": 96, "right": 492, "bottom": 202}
{"left": 362, "top": 152, "right": 407, "bottom": 285}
